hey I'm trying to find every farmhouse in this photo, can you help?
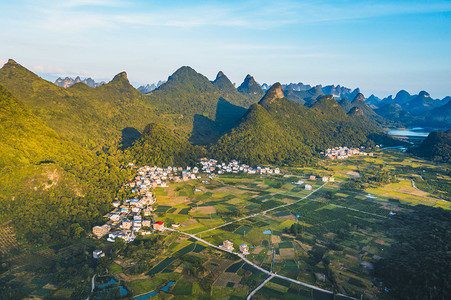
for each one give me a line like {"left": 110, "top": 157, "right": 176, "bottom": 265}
{"left": 219, "top": 240, "right": 234, "bottom": 251}
{"left": 239, "top": 243, "right": 249, "bottom": 255}
{"left": 93, "top": 249, "right": 105, "bottom": 259}
{"left": 93, "top": 224, "right": 111, "bottom": 238}
{"left": 153, "top": 221, "right": 165, "bottom": 231}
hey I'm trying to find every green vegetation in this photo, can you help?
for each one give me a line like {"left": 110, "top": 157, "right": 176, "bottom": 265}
{"left": 413, "top": 129, "right": 451, "bottom": 163}
{"left": 0, "top": 60, "right": 154, "bottom": 147}
{"left": 0, "top": 84, "right": 130, "bottom": 243}
{"left": 374, "top": 206, "right": 451, "bottom": 300}
{"left": 126, "top": 122, "right": 205, "bottom": 167}
{"left": 212, "top": 88, "right": 398, "bottom": 166}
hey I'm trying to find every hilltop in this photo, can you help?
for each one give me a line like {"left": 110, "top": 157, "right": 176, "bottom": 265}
{"left": 0, "top": 59, "right": 155, "bottom": 147}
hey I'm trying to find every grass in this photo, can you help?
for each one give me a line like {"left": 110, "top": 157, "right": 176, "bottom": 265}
{"left": 109, "top": 262, "right": 122, "bottom": 274}
{"left": 128, "top": 279, "right": 160, "bottom": 295}
{"left": 172, "top": 280, "right": 192, "bottom": 295}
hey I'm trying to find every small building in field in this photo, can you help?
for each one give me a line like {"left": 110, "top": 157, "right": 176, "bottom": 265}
{"left": 93, "top": 250, "right": 105, "bottom": 259}
{"left": 153, "top": 221, "right": 165, "bottom": 231}
{"left": 329, "top": 176, "right": 335, "bottom": 182}
{"left": 322, "top": 176, "right": 329, "bottom": 182}
{"left": 309, "top": 175, "right": 316, "bottom": 180}
{"left": 305, "top": 184, "right": 312, "bottom": 191}
{"left": 239, "top": 243, "right": 249, "bottom": 255}
{"left": 219, "top": 240, "right": 234, "bottom": 251}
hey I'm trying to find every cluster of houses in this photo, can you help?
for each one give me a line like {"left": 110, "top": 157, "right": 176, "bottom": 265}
{"left": 219, "top": 240, "right": 250, "bottom": 255}
{"left": 200, "top": 159, "right": 280, "bottom": 175}
{"left": 92, "top": 192, "right": 165, "bottom": 243}
{"left": 323, "top": 147, "right": 373, "bottom": 160}
{"left": 128, "top": 165, "right": 203, "bottom": 193}
{"left": 93, "top": 159, "right": 283, "bottom": 244}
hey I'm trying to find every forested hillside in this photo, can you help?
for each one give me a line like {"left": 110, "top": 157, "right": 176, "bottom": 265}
{"left": 211, "top": 84, "right": 393, "bottom": 166}
{"left": 126, "top": 123, "right": 205, "bottom": 167}
{"left": 0, "top": 84, "right": 130, "bottom": 243}
{"left": 0, "top": 59, "right": 155, "bottom": 147}
{"left": 414, "top": 129, "right": 451, "bottom": 163}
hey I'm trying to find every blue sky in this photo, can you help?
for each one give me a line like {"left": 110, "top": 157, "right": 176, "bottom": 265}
{"left": 1, "top": 0, "right": 451, "bottom": 98}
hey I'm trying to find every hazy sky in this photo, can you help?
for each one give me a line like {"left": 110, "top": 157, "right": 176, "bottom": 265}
{"left": 1, "top": 0, "right": 451, "bottom": 98}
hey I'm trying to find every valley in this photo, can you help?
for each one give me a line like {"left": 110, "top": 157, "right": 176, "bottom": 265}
{"left": 1, "top": 149, "right": 449, "bottom": 299}
{"left": 0, "top": 59, "right": 449, "bottom": 299}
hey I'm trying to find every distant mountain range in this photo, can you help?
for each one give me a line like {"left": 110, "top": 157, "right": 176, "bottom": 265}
{"left": 371, "top": 90, "right": 451, "bottom": 127}
{"left": 54, "top": 76, "right": 105, "bottom": 88}
{"left": 263, "top": 82, "right": 360, "bottom": 104}
{"left": 137, "top": 81, "right": 166, "bottom": 94}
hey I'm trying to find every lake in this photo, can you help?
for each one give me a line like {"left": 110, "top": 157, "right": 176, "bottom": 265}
{"left": 386, "top": 127, "right": 432, "bottom": 138}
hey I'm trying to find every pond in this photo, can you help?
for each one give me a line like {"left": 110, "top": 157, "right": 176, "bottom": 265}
{"left": 97, "top": 278, "right": 118, "bottom": 289}
{"left": 134, "top": 281, "right": 175, "bottom": 299}
{"left": 263, "top": 229, "right": 272, "bottom": 234}
{"left": 95, "top": 277, "right": 129, "bottom": 298}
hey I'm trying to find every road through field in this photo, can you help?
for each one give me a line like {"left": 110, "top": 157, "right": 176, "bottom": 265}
{"left": 194, "top": 182, "right": 328, "bottom": 235}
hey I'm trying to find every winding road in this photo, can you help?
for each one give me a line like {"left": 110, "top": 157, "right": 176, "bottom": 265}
{"left": 165, "top": 180, "right": 359, "bottom": 300}
{"left": 167, "top": 228, "right": 341, "bottom": 297}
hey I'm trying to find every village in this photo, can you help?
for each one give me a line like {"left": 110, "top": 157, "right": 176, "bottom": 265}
{"left": 91, "top": 158, "right": 281, "bottom": 248}
{"left": 323, "top": 146, "right": 373, "bottom": 160}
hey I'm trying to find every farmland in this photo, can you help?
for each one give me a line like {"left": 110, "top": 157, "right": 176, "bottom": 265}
{"left": 0, "top": 149, "right": 450, "bottom": 299}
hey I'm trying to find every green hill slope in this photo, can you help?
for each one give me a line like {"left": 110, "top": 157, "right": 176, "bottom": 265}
{"left": 212, "top": 71, "right": 257, "bottom": 108}
{"left": 145, "top": 67, "right": 248, "bottom": 144}
{"left": 237, "top": 74, "right": 265, "bottom": 103}
{"left": 126, "top": 123, "right": 204, "bottom": 167}
{"left": 211, "top": 83, "right": 390, "bottom": 165}
{"left": 414, "top": 129, "right": 451, "bottom": 163}
{"left": 0, "top": 84, "right": 128, "bottom": 243}
{"left": 0, "top": 59, "right": 155, "bottom": 147}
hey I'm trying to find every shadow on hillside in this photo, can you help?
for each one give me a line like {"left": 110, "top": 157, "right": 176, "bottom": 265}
{"left": 189, "top": 98, "right": 247, "bottom": 146}
{"left": 189, "top": 114, "right": 218, "bottom": 145}
{"left": 120, "top": 127, "right": 141, "bottom": 149}
{"left": 215, "top": 97, "right": 247, "bottom": 133}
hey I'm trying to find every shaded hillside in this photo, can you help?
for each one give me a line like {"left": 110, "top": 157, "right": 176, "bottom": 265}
{"left": 237, "top": 74, "right": 265, "bottom": 103}
{"left": 212, "top": 71, "right": 256, "bottom": 108}
{"left": 211, "top": 84, "right": 390, "bottom": 166}
{"left": 403, "top": 91, "right": 442, "bottom": 115}
{"left": 297, "top": 86, "right": 324, "bottom": 106}
{"left": 283, "top": 89, "right": 306, "bottom": 105}
{"left": 126, "top": 123, "right": 204, "bottom": 167}
{"left": 416, "top": 99, "right": 451, "bottom": 127}
{"left": 0, "top": 84, "right": 127, "bottom": 243}
{"left": 0, "top": 59, "right": 155, "bottom": 147}
{"left": 350, "top": 93, "right": 395, "bottom": 127}
{"left": 414, "top": 129, "right": 451, "bottom": 163}
{"left": 145, "top": 67, "right": 248, "bottom": 144}
{"left": 338, "top": 98, "right": 352, "bottom": 113}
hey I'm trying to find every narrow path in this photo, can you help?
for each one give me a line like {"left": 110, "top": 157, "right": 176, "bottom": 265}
{"left": 195, "top": 182, "right": 328, "bottom": 235}
{"left": 246, "top": 273, "right": 275, "bottom": 300}
{"left": 410, "top": 177, "right": 449, "bottom": 203}
{"left": 85, "top": 274, "right": 96, "bottom": 300}
{"left": 167, "top": 228, "right": 357, "bottom": 299}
